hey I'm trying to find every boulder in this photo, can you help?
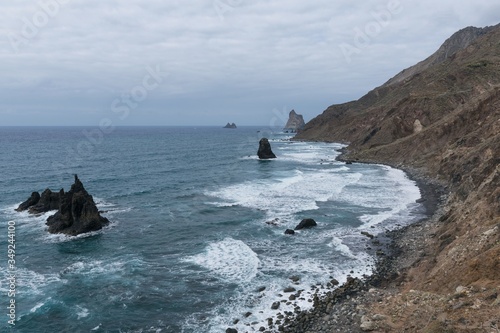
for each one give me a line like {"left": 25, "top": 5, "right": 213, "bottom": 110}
{"left": 257, "top": 138, "right": 276, "bottom": 159}
{"left": 45, "top": 175, "right": 109, "bottom": 236}
{"left": 284, "top": 229, "right": 295, "bottom": 235}
{"left": 28, "top": 188, "right": 61, "bottom": 214}
{"left": 15, "top": 192, "right": 40, "bottom": 212}
{"left": 361, "top": 231, "right": 375, "bottom": 239}
{"left": 294, "top": 218, "right": 317, "bottom": 230}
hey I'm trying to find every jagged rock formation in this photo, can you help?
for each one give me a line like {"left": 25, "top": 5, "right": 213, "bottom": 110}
{"left": 295, "top": 23, "right": 500, "bottom": 331}
{"left": 17, "top": 188, "right": 61, "bottom": 214}
{"left": 283, "top": 110, "right": 305, "bottom": 133}
{"left": 29, "top": 189, "right": 61, "bottom": 214}
{"left": 224, "top": 122, "right": 237, "bottom": 129}
{"left": 46, "top": 175, "right": 110, "bottom": 236}
{"left": 16, "top": 192, "right": 41, "bottom": 212}
{"left": 16, "top": 175, "right": 109, "bottom": 236}
{"left": 257, "top": 138, "right": 276, "bottom": 159}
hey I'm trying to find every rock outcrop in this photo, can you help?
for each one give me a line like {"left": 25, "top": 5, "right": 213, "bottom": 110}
{"left": 16, "top": 188, "right": 61, "bottom": 214}
{"left": 16, "top": 175, "right": 109, "bottom": 236}
{"left": 28, "top": 189, "right": 61, "bottom": 214}
{"left": 257, "top": 138, "right": 276, "bottom": 159}
{"left": 16, "top": 192, "right": 41, "bottom": 212}
{"left": 224, "top": 122, "right": 237, "bottom": 129}
{"left": 294, "top": 218, "right": 317, "bottom": 230}
{"left": 283, "top": 110, "right": 305, "bottom": 133}
{"left": 46, "top": 175, "right": 109, "bottom": 236}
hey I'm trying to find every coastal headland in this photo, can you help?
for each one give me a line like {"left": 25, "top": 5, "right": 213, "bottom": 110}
{"left": 283, "top": 24, "right": 500, "bottom": 332}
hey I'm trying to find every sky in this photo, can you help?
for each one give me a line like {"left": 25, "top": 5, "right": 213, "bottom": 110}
{"left": 1, "top": 0, "right": 499, "bottom": 127}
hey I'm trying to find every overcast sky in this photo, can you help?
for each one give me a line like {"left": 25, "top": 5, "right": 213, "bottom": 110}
{"left": 1, "top": 1, "right": 499, "bottom": 126}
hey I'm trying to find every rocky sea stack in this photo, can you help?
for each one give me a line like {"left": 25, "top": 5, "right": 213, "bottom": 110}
{"left": 283, "top": 109, "right": 305, "bottom": 133}
{"left": 16, "top": 175, "right": 109, "bottom": 236}
{"left": 257, "top": 138, "right": 276, "bottom": 159}
{"left": 223, "top": 122, "right": 237, "bottom": 129}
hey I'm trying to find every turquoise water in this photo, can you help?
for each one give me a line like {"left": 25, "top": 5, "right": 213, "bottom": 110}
{"left": 0, "top": 126, "right": 424, "bottom": 332}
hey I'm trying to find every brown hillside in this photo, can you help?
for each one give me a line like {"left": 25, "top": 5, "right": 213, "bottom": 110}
{"left": 296, "top": 24, "right": 500, "bottom": 332}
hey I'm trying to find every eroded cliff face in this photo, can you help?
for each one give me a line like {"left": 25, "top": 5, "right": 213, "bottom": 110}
{"left": 284, "top": 109, "right": 305, "bottom": 132}
{"left": 296, "top": 24, "right": 500, "bottom": 331}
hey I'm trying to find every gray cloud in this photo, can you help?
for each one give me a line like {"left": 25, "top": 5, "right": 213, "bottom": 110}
{"left": 1, "top": 0, "right": 499, "bottom": 126}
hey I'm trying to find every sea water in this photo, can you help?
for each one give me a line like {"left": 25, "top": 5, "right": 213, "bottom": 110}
{"left": 0, "top": 126, "right": 424, "bottom": 332}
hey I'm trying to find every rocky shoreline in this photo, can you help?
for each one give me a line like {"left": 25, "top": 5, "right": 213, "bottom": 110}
{"left": 279, "top": 165, "right": 448, "bottom": 333}
{"left": 225, "top": 159, "right": 449, "bottom": 333}
{"left": 274, "top": 24, "right": 500, "bottom": 332}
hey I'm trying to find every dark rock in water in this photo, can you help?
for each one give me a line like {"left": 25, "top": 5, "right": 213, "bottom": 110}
{"left": 330, "top": 278, "right": 340, "bottom": 286}
{"left": 15, "top": 192, "right": 40, "bottom": 212}
{"left": 284, "top": 229, "right": 295, "bottom": 235}
{"left": 226, "top": 329, "right": 238, "bottom": 333}
{"left": 28, "top": 188, "right": 61, "bottom": 214}
{"left": 45, "top": 175, "right": 109, "bottom": 236}
{"left": 266, "top": 218, "right": 280, "bottom": 226}
{"left": 361, "top": 231, "right": 375, "bottom": 239}
{"left": 257, "top": 138, "right": 276, "bottom": 159}
{"left": 294, "top": 218, "right": 317, "bottom": 230}
{"left": 224, "top": 122, "right": 237, "bottom": 129}
{"left": 271, "top": 301, "right": 280, "bottom": 310}
{"left": 284, "top": 287, "right": 296, "bottom": 293}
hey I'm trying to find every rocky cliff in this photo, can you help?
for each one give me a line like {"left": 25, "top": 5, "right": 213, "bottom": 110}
{"left": 284, "top": 109, "right": 305, "bottom": 132}
{"left": 295, "top": 24, "right": 500, "bottom": 332}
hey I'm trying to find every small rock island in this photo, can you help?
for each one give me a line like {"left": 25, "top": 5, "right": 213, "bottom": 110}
{"left": 223, "top": 122, "right": 237, "bottom": 129}
{"left": 283, "top": 109, "right": 305, "bottom": 133}
{"left": 16, "top": 175, "right": 109, "bottom": 236}
{"left": 257, "top": 138, "right": 276, "bottom": 159}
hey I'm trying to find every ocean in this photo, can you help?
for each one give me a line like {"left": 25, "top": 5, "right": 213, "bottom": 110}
{"left": 0, "top": 126, "right": 424, "bottom": 333}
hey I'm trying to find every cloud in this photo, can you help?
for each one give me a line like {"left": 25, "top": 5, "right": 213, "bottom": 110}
{"left": 0, "top": 0, "right": 499, "bottom": 125}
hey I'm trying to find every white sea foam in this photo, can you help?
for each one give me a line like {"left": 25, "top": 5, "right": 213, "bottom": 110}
{"left": 30, "top": 301, "right": 47, "bottom": 313}
{"left": 40, "top": 224, "right": 115, "bottom": 244}
{"left": 0, "top": 268, "right": 65, "bottom": 296}
{"left": 185, "top": 250, "right": 373, "bottom": 333}
{"left": 60, "top": 259, "right": 129, "bottom": 277}
{"left": 328, "top": 236, "right": 358, "bottom": 259}
{"left": 91, "top": 324, "right": 102, "bottom": 331}
{"left": 75, "top": 305, "right": 90, "bottom": 319}
{"left": 333, "top": 165, "right": 422, "bottom": 230}
{"left": 184, "top": 238, "right": 260, "bottom": 283}
{"left": 207, "top": 169, "right": 362, "bottom": 221}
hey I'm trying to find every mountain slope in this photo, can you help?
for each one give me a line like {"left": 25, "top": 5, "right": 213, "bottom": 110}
{"left": 295, "top": 23, "right": 500, "bottom": 332}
